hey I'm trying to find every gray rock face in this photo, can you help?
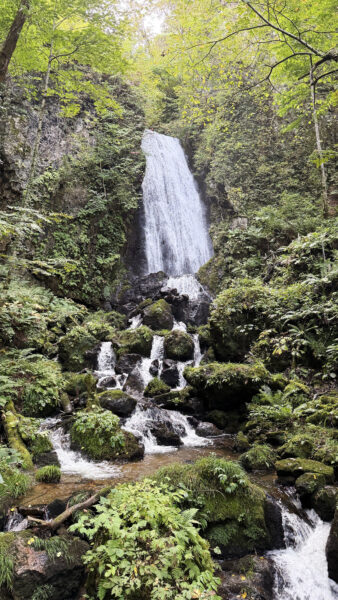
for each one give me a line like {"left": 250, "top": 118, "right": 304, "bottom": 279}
{"left": 160, "top": 359, "right": 179, "bottom": 388}
{"left": 195, "top": 422, "right": 223, "bottom": 437}
{"left": 34, "top": 450, "right": 60, "bottom": 468}
{"left": 149, "top": 421, "right": 183, "bottom": 447}
{"left": 115, "top": 353, "right": 141, "bottom": 375}
{"left": 218, "top": 555, "right": 275, "bottom": 600}
{"left": 99, "top": 390, "right": 137, "bottom": 417}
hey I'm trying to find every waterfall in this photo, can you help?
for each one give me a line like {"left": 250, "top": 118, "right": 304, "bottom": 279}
{"left": 141, "top": 130, "right": 213, "bottom": 276}
{"left": 95, "top": 341, "right": 126, "bottom": 390}
{"left": 270, "top": 503, "right": 338, "bottom": 600}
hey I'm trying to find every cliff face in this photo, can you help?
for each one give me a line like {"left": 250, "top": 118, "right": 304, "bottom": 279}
{"left": 0, "top": 76, "right": 146, "bottom": 307}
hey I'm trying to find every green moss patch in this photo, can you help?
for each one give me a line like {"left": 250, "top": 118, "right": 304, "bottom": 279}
{"left": 35, "top": 465, "right": 61, "bottom": 483}
{"left": 164, "top": 329, "right": 194, "bottom": 361}
{"left": 142, "top": 299, "right": 173, "bottom": 330}
{"left": 116, "top": 326, "right": 154, "bottom": 358}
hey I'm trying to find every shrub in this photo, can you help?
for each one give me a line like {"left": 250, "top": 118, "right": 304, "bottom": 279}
{"left": 0, "top": 459, "right": 31, "bottom": 513}
{"left": 70, "top": 479, "right": 221, "bottom": 600}
{"left": 35, "top": 466, "right": 61, "bottom": 483}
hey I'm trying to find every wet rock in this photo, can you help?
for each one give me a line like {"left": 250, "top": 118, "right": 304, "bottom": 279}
{"left": 144, "top": 377, "right": 170, "bottom": 397}
{"left": 98, "top": 389, "right": 137, "bottom": 417}
{"left": 218, "top": 555, "right": 275, "bottom": 600}
{"left": 295, "top": 472, "right": 326, "bottom": 506}
{"left": 196, "top": 421, "right": 222, "bottom": 437}
{"left": 84, "top": 343, "right": 101, "bottom": 369}
{"left": 233, "top": 431, "right": 250, "bottom": 452}
{"left": 111, "top": 272, "right": 168, "bottom": 311}
{"left": 164, "top": 329, "right": 194, "bottom": 361}
{"left": 150, "top": 359, "right": 159, "bottom": 376}
{"left": 18, "top": 506, "right": 47, "bottom": 520}
{"left": 240, "top": 444, "right": 276, "bottom": 472}
{"left": 143, "top": 299, "right": 173, "bottom": 330}
{"left": 115, "top": 353, "right": 141, "bottom": 374}
{"left": 10, "top": 533, "right": 89, "bottom": 600}
{"left": 312, "top": 486, "right": 338, "bottom": 521}
{"left": 150, "top": 421, "right": 183, "bottom": 447}
{"left": 124, "top": 368, "right": 144, "bottom": 395}
{"left": 47, "top": 498, "right": 67, "bottom": 519}
{"left": 160, "top": 359, "right": 179, "bottom": 388}
{"left": 275, "top": 458, "right": 334, "bottom": 485}
{"left": 264, "top": 495, "right": 285, "bottom": 550}
{"left": 34, "top": 450, "right": 60, "bottom": 469}
{"left": 326, "top": 508, "right": 338, "bottom": 583}
{"left": 98, "top": 375, "right": 117, "bottom": 389}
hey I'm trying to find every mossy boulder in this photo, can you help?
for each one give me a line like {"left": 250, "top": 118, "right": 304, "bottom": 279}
{"left": 275, "top": 458, "right": 334, "bottom": 484}
{"left": 98, "top": 389, "right": 136, "bottom": 417}
{"left": 152, "top": 456, "right": 284, "bottom": 557}
{"left": 295, "top": 472, "right": 326, "bottom": 501}
{"left": 240, "top": 444, "right": 276, "bottom": 471}
{"left": 70, "top": 409, "right": 143, "bottom": 461}
{"left": 142, "top": 299, "right": 173, "bottom": 330}
{"left": 64, "top": 372, "right": 97, "bottom": 398}
{"left": 279, "top": 433, "right": 314, "bottom": 459}
{"left": 0, "top": 461, "right": 31, "bottom": 516}
{"left": 295, "top": 392, "right": 338, "bottom": 428}
{"left": 164, "top": 330, "right": 194, "bottom": 361}
{"left": 58, "top": 320, "right": 113, "bottom": 371}
{"left": 144, "top": 377, "right": 170, "bottom": 397}
{"left": 313, "top": 486, "right": 338, "bottom": 521}
{"left": 184, "top": 362, "right": 272, "bottom": 409}
{"left": 116, "top": 326, "right": 154, "bottom": 358}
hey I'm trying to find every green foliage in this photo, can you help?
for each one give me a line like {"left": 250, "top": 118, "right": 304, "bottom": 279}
{"left": 70, "top": 478, "right": 221, "bottom": 600}
{"left": 0, "top": 460, "right": 31, "bottom": 509}
{"left": 239, "top": 444, "right": 276, "bottom": 472}
{"left": 31, "top": 585, "right": 55, "bottom": 600}
{"left": 58, "top": 318, "right": 114, "bottom": 371}
{"left": 116, "top": 326, "right": 154, "bottom": 358}
{"left": 164, "top": 330, "right": 194, "bottom": 361}
{"left": 143, "top": 299, "right": 173, "bottom": 330}
{"left": 32, "top": 537, "right": 71, "bottom": 563}
{"left": 35, "top": 465, "right": 61, "bottom": 483}
{"left": 0, "top": 532, "right": 15, "bottom": 591}
{"left": 70, "top": 408, "right": 125, "bottom": 460}
{"left": 144, "top": 377, "right": 170, "bottom": 398}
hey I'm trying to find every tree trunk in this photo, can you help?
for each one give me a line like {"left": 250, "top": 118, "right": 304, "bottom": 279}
{"left": 309, "top": 66, "right": 329, "bottom": 218}
{"left": 0, "top": 0, "right": 30, "bottom": 84}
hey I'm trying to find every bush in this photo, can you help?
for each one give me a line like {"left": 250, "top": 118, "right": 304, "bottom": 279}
{"left": 0, "top": 458, "right": 31, "bottom": 513}
{"left": 35, "top": 465, "right": 61, "bottom": 483}
{"left": 70, "top": 479, "right": 221, "bottom": 600}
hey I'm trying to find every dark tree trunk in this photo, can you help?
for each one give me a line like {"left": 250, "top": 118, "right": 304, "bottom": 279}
{"left": 0, "top": 0, "right": 30, "bottom": 84}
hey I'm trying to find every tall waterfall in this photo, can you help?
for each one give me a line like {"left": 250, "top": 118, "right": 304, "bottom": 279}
{"left": 141, "top": 130, "right": 213, "bottom": 275}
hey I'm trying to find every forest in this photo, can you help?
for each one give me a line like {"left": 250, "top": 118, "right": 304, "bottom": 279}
{"left": 0, "top": 1, "right": 337, "bottom": 599}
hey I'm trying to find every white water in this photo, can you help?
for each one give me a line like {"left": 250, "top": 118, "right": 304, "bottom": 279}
{"left": 95, "top": 341, "right": 126, "bottom": 390}
{"left": 137, "top": 335, "right": 165, "bottom": 388}
{"left": 142, "top": 130, "right": 213, "bottom": 276}
{"left": 271, "top": 504, "right": 338, "bottom": 600}
{"left": 40, "top": 418, "right": 121, "bottom": 479}
{"left": 167, "top": 274, "right": 206, "bottom": 300}
{"left": 123, "top": 405, "right": 209, "bottom": 454}
{"left": 128, "top": 314, "right": 143, "bottom": 329}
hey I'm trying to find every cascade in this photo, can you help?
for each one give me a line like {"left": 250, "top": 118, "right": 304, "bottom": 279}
{"left": 141, "top": 130, "right": 213, "bottom": 276}
{"left": 270, "top": 502, "right": 338, "bottom": 600}
{"left": 95, "top": 341, "right": 126, "bottom": 390}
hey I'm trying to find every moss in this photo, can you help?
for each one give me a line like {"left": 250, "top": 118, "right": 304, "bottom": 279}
{"left": 144, "top": 377, "right": 171, "bottom": 397}
{"left": 70, "top": 408, "right": 142, "bottom": 461}
{"left": 184, "top": 362, "right": 271, "bottom": 408}
{"left": 3, "top": 406, "right": 33, "bottom": 470}
{"left": 29, "top": 435, "right": 53, "bottom": 460}
{"left": 35, "top": 465, "right": 61, "bottom": 483}
{"left": 279, "top": 433, "right": 314, "bottom": 459}
{"left": 164, "top": 330, "right": 194, "bottom": 361}
{"left": 58, "top": 320, "right": 113, "bottom": 371}
{"left": 142, "top": 299, "right": 173, "bottom": 330}
{"left": 295, "top": 472, "right": 326, "bottom": 498}
{"left": 64, "top": 372, "right": 97, "bottom": 397}
{"left": 275, "top": 458, "right": 334, "bottom": 482}
{"left": 116, "top": 326, "right": 154, "bottom": 358}
{"left": 234, "top": 431, "right": 250, "bottom": 452}
{"left": 240, "top": 444, "right": 276, "bottom": 471}
{"left": 152, "top": 456, "right": 270, "bottom": 555}
{"left": 295, "top": 393, "right": 338, "bottom": 428}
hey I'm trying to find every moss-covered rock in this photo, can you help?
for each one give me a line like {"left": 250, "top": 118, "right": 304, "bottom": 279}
{"left": 326, "top": 508, "right": 338, "bottom": 583}
{"left": 98, "top": 389, "right": 136, "bottom": 417}
{"left": 312, "top": 486, "right": 338, "bottom": 521}
{"left": 240, "top": 444, "right": 276, "bottom": 471}
{"left": 152, "top": 456, "right": 283, "bottom": 557}
{"left": 164, "top": 330, "right": 194, "bottom": 361}
{"left": 70, "top": 409, "right": 143, "bottom": 461}
{"left": 295, "top": 472, "right": 326, "bottom": 500}
{"left": 184, "top": 362, "right": 271, "bottom": 409}
{"left": 0, "top": 460, "right": 31, "bottom": 516}
{"left": 64, "top": 372, "right": 97, "bottom": 398}
{"left": 116, "top": 326, "right": 154, "bottom": 358}
{"left": 142, "top": 299, "right": 173, "bottom": 330}
{"left": 58, "top": 320, "right": 113, "bottom": 371}
{"left": 275, "top": 458, "right": 334, "bottom": 484}
{"left": 279, "top": 433, "right": 314, "bottom": 459}
{"left": 234, "top": 431, "right": 250, "bottom": 453}
{"left": 35, "top": 465, "right": 61, "bottom": 483}
{"left": 295, "top": 392, "right": 338, "bottom": 428}
{"left": 205, "top": 410, "right": 229, "bottom": 430}
{"left": 144, "top": 377, "right": 171, "bottom": 397}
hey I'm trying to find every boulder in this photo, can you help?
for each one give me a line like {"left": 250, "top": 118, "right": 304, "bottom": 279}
{"left": 34, "top": 450, "right": 60, "bottom": 469}
{"left": 196, "top": 421, "right": 223, "bottom": 437}
{"left": 115, "top": 353, "right": 141, "bottom": 374}
{"left": 233, "top": 431, "right": 250, "bottom": 453}
{"left": 149, "top": 359, "right": 159, "bottom": 376}
{"left": 47, "top": 498, "right": 67, "bottom": 519}
{"left": 184, "top": 362, "right": 272, "bottom": 409}
{"left": 98, "top": 375, "right": 117, "bottom": 389}
{"left": 164, "top": 330, "right": 194, "bottom": 361}
{"left": 160, "top": 359, "right": 180, "bottom": 388}
{"left": 295, "top": 472, "right": 326, "bottom": 505}
{"left": 275, "top": 458, "right": 334, "bottom": 485}
{"left": 124, "top": 368, "right": 145, "bottom": 395}
{"left": 240, "top": 444, "right": 276, "bottom": 472}
{"left": 98, "top": 389, "right": 137, "bottom": 417}
{"left": 326, "top": 508, "right": 338, "bottom": 583}
{"left": 116, "top": 326, "right": 154, "bottom": 358}
{"left": 150, "top": 421, "right": 183, "bottom": 447}
{"left": 8, "top": 533, "right": 89, "bottom": 600}
{"left": 218, "top": 555, "right": 275, "bottom": 600}
{"left": 144, "top": 377, "right": 170, "bottom": 397}
{"left": 312, "top": 486, "right": 338, "bottom": 521}
{"left": 143, "top": 299, "right": 173, "bottom": 330}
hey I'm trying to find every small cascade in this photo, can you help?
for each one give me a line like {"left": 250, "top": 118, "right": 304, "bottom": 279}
{"left": 172, "top": 319, "right": 187, "bottom": 332}
{"left": 167, "top": 274, "right": 206, "bottom": 300}
{"left": 95, "top": 341, "right": 126, "bottom": 390}
{"left": 270, "top": 503, "right": 338, "bottom": 600}
{"left": 40, "top": 418, "right": 120, "bottom": 480}
{"left": 137, "top": 335, "right": 165, "bottom": 387}
{"left": 5, "top": 510, "right": 28, "bottom": 532}
{"left": 193, "top": 334, "right": 203, "bottom": 366}
{"left": 123, "top": 405, "right": 209, "bottom": 454}
{"left": 128, "top": 314, "right": 143, "bottom": 329}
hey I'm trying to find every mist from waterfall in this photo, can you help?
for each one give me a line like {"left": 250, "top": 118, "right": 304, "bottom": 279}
{"left": 141, "top": 130, "right": 213, "bottom": 276}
